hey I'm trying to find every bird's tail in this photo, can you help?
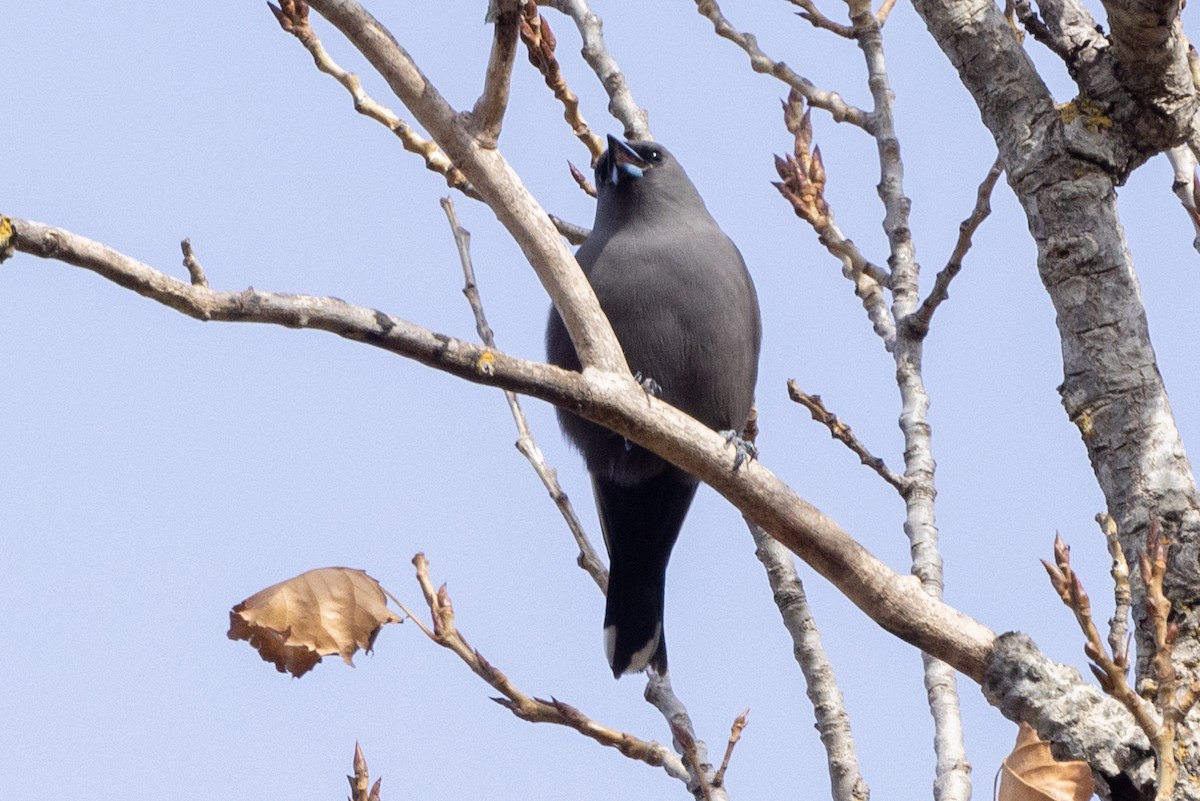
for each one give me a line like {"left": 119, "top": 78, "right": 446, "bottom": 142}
{"left": 593, "top": 471, "right": 699, "bottom": 678}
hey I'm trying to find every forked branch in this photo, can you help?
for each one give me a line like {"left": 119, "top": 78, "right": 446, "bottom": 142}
{"left": 406, "top": 553, "right": 691, "bottom": 781}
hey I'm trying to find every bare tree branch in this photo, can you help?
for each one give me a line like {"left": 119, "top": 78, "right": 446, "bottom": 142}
{"left": 692, "top": 0, "right": 870, "bottom": 128}
{"left": 711, "top": 709, "right": 748, "bottom": 790}
{"left": 1096, "top": 513, "right": 1132, "bottom": 668}
{"left": 268, "top": 0, "right": 478, "bottom": 198}
{"left": 840, "top": 0, "right": 970, "bottom": 794}
{"left": 908, "top": 154, "right": 1005, "bottom": 337}
{"left": 548, "top": 214, "right": 590, "bottom": 244}
{"left": 466, "top": 0, "right": 523, "bottom": 148}
{"left": 404, "top": 553, "right": 690, "bottom": 781}
{"left": 644, "top": 673, "right": 726, "bottom": 801}
{"left": 305, "top": 0, "right": 627, "bottom": 375}
{"left": 439, "top": 197, "right": 607, "bottom": 592}
{"left": 4, "top": 216, "right": 1000, "bottom": 684}
{"left": 520, "top": 2, "right": 605, "bottom": 160}
{"left": 786, "top": 0, "right": 856, "bottom": 38}
{"left": 749, "top": 523, "right": 870, "bottom": 801}
{"left": 180, "top": 238, "right": 208, "bottom": 288}
{"left": 787, "top": 380, "right": 908, "bottom": 494}
{"left": 544, "top": 0, "right": 652, "bottom": 140}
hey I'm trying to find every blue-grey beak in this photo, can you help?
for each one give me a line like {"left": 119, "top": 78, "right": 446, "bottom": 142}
{"left": 604, "top": 134, "right": 648, "bottom": 185}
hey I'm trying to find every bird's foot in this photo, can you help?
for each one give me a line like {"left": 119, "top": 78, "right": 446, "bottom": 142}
{"left": 721, "top": 429, "right": 758, "bottom": 472}
{"left": 633, "top": 372, "right": 663, "bottom": 403}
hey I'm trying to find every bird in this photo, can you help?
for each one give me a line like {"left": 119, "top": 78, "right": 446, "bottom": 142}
{"left": 546, "top": 135, "right": 762, "bottom": 678}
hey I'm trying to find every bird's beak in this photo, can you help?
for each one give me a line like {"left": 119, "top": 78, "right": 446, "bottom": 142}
{"left": 604, "top": 134, "right": 648, "bottom": 185}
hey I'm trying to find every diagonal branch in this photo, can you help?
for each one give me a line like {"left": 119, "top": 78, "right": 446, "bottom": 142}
{"left": 305, "top": 0, "right": 625, "bottom": 374}
{"left": 644, "top": 673, "right": 726, "bottom": 801}
{"left": 4, "top": 215, "right": 999, "bottom": 684}
{"left": 692, "top": 0, "right": 870, "bottom": 129}
{"left": 546, "top": 0, "right": 652, "bottom": 140}
{"left": 407, "top": 553, "right": 689, "bottom": 781}
{"left": 268, "top": 1, "right": 477, "bottom": 198}
{"left": 439, "top": 197, "right": 607, "bottom": 591}
{"left": 711, "top": 709, "right": 748, "bottom": 789}
{"left": 466, "top": 0, "right": 524, "bottom": 148}
{"left": 520, "top": 3, "right": 605, "bottom": 160}
{"left": 908, "top": 154, "right": 1004, "bottom": 338}
{"left": 787, "top": 381, "right": 908, "bottom": 494}
{"left": 749, "top": 522, "right": 870, "bottom": 801}
{"left": 787, "top": 0, "right": 856, "bottom": 38}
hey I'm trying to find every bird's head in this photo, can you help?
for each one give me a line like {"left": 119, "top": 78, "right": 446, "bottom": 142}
{"left": 593, "top": 135, "right": 706, "bottom": 224}
{"left": 596, "top": 135, "right": 675, "bottom": 188}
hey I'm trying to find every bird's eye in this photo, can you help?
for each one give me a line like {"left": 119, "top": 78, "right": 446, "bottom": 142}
{"left": 646, "top": 149, "right": 663, "bottom": 163}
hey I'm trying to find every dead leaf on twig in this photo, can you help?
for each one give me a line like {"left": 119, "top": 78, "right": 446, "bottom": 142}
{"left": 228, "top": 567, "right": 402, "bottom": 677}
{"left": 998, "top": 722, "right": 1093, "bottom": 801}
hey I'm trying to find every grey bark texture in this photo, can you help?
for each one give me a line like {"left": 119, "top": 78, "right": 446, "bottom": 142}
{"left": 911, "top": 0, "right": 1200, "bottom": 794}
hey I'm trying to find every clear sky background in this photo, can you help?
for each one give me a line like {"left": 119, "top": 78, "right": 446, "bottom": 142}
{"left": 4, "top": 2, "right": 1198, "bottom": 799}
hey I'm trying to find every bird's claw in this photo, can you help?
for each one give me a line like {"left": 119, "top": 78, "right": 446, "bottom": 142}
{"left": 721, "top": 430, "right": 757, "bottom": 472}
{"left": 633, "top": 372, "right": 663, "bottom": 403}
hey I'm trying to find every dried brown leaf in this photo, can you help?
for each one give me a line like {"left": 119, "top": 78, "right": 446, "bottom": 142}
{"left": 998, "top": 723, "right": 1093, "bottom": 801}
{"left": 228, "top": 567, "right": 402, "bottom": 677}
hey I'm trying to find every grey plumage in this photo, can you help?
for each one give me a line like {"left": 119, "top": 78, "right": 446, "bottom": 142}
{"left": 546, "top": 136, "right": 762, "bottom": 677}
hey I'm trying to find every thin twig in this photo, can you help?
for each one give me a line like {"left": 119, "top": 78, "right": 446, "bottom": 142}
{"left": 407, "top": 553, "right": 689, "bottom": 780}
{"left": 875, "top": 0, "right": 898, "bottom": 24}
{"left": 786, "top": 0, "right": 855, "bottom": 37}
{"left": 547, "top": 0, "right": 652, "bottom": 140}
{"left": 439, "top": 197, "right": 607, "bottom": 592}
{"left": 520, "top": 2, "right": 605, "bottom": 160}
{"left": 268, "top": 1, "right": 478, "bottom": 198}
{"left": 774, "top": 90, "right": 895, "bottom": 347}
{"left": 787, "top": 380, "right": 908, "bottom": 494}
{"left": 645, "top": 673, "right": 727, "bottom": 801}
{"left": 711, "top": 709, "right": 749, "bottom": 788}
{"left": 180, "top": 239, "right": 208, "bottom": 288}
{"left": 273, "top": 0, "right": 587, "bottom": 238}
{"left": 1096, "top": 513, "right": 1132, "bottom": 668}
{"left": 568, "top": 161, "right": 598, "bottom": 198}
{"left": 908, "top": 155, "right": 1004, "bottom": 338}
{"left": 1042, "top": 533, "right": 1160, "bottom": 737}
{"left": 549, "top": 214, "right": 590, "bottom": 244}
{"left": 692, "top": 0, "right": 870, "bottom": 128}
{"left": 467, "top": 0, "right": 523, "bottom": 148}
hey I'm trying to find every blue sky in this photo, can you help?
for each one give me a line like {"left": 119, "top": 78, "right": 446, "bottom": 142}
{"left": 4, "top": 2, "right": 1198, "bottom": 798}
